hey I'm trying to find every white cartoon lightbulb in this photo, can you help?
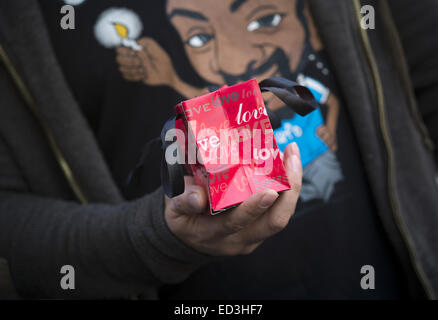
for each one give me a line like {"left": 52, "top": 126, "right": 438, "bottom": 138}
{"left": 94, "top": 8, "right": 143, "bottom": 51}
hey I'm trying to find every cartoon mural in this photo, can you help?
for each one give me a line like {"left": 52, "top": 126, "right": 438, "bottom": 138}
{"left": 94, "top": 0, "right": 343, "bottom": 202}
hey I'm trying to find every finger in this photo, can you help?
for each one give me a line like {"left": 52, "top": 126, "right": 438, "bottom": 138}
{"left": 118, "top": 64, "right": 142, "bottom": 72}
{"left": 237, "top": 142, "right": 302, "bottom": 244}
{"left": 208, "top": 188, "right": 279, "bottom": 236}
{"left": 137, "top": 37, "right": 164, "bottom": 51}
{"left": 138, "top": 47, "right": 158, "bottom": 74}
{"left": 273, "top": 141, "right": 302, "bottom": 210}
{"left": 169, "top": 176, "right": 208, "bottom": 216}
{"left": 318, "top": 129, "right": 329, "bottom": 142}
{"left": 118, "top": 66, "right": 144, "bottom": 77}
{"left": 116, "top": 54, "right": 142, "bottom": 67}
{"left": 316, "top": 126, "right": 325, "bottom": 136}
{"left": 121, "top": 73, "right": 144, "bottom": 81}
{"left": 116, "top": 47, "right": 136, "bottom": 57}
{"left": 119, "top": 70, "right": 144, "bottom": 81}
{"left": 291, "top": 140, "right": 301, "bottom": 159}
{"left": 323, "top": 135, "right": 334, "bottom": 149}
{"left": 137, "top": 38, "right": 169, "bottom": 71}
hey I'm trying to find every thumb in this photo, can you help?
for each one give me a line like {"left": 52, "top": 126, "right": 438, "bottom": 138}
{"left": 170, "top": 177, "right": 208, "bottom": 215}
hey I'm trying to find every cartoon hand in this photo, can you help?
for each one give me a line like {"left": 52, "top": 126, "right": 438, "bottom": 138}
{"left": 116, "top": 37, "right": 177, "bottom": 86}
{"left": 317, "top": 125, "right": 338, "bottom": 152}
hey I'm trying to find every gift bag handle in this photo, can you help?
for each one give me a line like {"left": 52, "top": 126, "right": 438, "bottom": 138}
{"left": 259, "top": 76, "right": 318, "bottom": 116}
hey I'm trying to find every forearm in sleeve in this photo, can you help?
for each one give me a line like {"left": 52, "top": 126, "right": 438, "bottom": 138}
{"left": 0, "top": 188, "right": 212, "bottom": 298}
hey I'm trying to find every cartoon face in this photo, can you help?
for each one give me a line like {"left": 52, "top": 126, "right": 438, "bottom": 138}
{"left": 166, "top": 0, "right": 305, "bottom": 86}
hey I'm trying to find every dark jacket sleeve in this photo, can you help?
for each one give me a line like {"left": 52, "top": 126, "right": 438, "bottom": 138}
{"left": 389, "top": 0, "right": 438, "bottom": 161}
{"left": 0, "top": 188, "right": 212, "bottom": 299}
{"left": 0, "top": 189, "right": 212, "bottom": 299}
{"left": 0, "top": 136, "right": 212, "bottom": 298}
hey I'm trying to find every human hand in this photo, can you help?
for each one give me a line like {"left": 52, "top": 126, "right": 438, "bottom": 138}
{"left": 164, "top": 142, "right": 302, "bottom": 256}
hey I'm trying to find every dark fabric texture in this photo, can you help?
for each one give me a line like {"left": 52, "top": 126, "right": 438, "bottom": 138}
{"left": 310, "top": 0, "right": 438, "bottom": 298}
{"left": 0, "top": 259, "right": 20, "bottom": 299}
{"left": 0, "top": 187, "right": 212, "bottom": 298}
{"left": 388, "top": 0, "right": 438, "bottom": 162}
{"left": 0, "top": 0, "right": 122, "bottom": 203}
{"left": 0, "top": 0, "right": 214, "bottom": 298}
{"left": 308, "top": 0, "right": 425, "bottom": 297}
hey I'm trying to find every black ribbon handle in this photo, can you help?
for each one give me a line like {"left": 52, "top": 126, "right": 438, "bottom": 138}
{"left": 160, "top": 117, "right": 185, "bottom": 198}
{"left": 259, "top": 76, "right": 318, "bottom": 116}
{"left": 127, "top": 76, "right": 318, "bottom": 198}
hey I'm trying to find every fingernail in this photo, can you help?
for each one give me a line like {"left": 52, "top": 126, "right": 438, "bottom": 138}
{"left": 291, "top": 142, "right": 300, "bottom": 159}
{"left": 259, "top": 191, "right": 278, "bottom": 208}
{"left": 189, "top": 192, "right": 200, "bottom": 208}
{"left": 290, "top": 154, "right": 300, "bottom": 173}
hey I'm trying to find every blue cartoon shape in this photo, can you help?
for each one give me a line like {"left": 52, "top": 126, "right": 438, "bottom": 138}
{"left": 274, "top": 109, "right": 328, "bottom": 167}
{"left": 274, "top": 75, "right": 332, "bottom": 168}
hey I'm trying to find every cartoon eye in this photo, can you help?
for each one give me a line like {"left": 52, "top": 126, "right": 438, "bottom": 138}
{"left": 247, "top": 13, "right": 283, "bottom": 32}
{"left": 186, "top": 33, "right": 214, "bottom": 48}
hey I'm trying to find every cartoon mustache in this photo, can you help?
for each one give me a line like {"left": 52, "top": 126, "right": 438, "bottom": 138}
{"left": 218, "top": 48, "right": 292, "bottom": 86}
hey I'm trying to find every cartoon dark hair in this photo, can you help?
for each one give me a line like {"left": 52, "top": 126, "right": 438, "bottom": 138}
{"left": 296, "top": 0, "right": 311, "bottom": 41}
{"left": 164, "top": 0, "right": 309, "bottom": 34}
